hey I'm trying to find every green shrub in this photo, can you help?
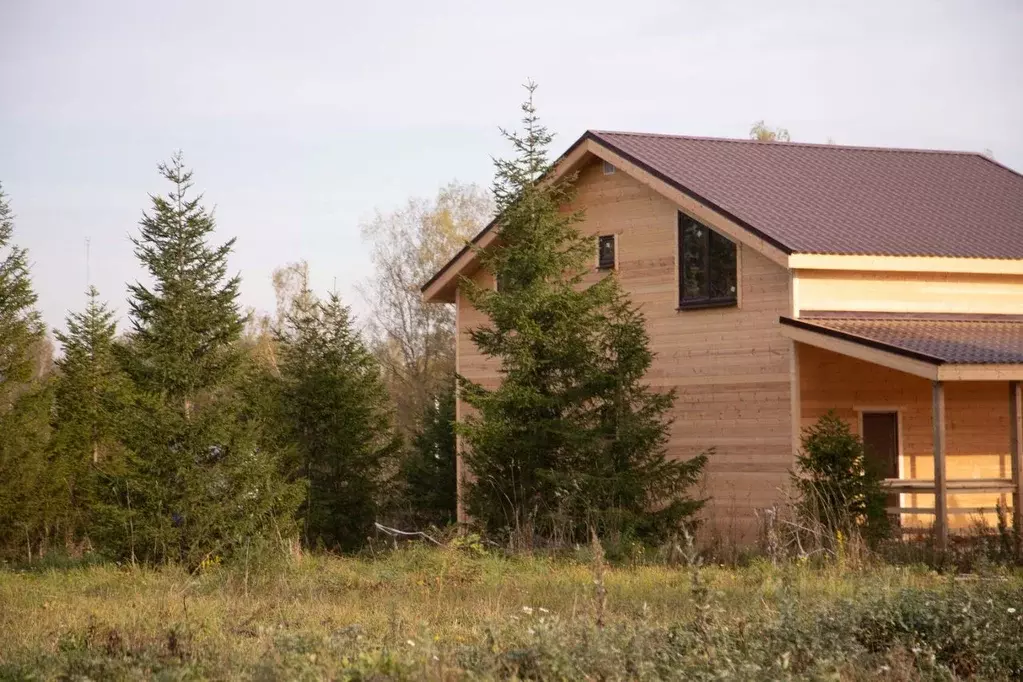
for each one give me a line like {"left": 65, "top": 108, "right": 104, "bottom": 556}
{"left": 793, "top": 411, "right": 890, "bottom": 544}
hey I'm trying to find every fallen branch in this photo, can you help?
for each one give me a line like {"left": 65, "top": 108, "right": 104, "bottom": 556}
{"left": 373, "top": 523, "right": 441, "bottom": 546}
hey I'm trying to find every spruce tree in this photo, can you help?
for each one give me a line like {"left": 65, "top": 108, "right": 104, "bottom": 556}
{"left": 276, "top": 291, "right": 399, "bottom": 551}
{"left": 0, "top": 182, "right": 54, "bottom": 558}
{"left": 0, "top": 381, "right": 55, "bottom": 558}
{"left": 458, "top": 85, "right": 706, "bottom": 545}
{"left": 51, "top": 287, "right": 131, "bottom": 543}
{"left": 576, "top": 290, "right": 707, "bottom": 540}
{"left": 109, "top": 154, "right": 302, "bottom": 566}
{"left": 0, "top": 182, "right": 44, "bottom": 406}
{"left": 124, "top": 155, "right": 244, "bottom": 403}
{"left": 397, "top": 380, "right": 458, "bottom": 528}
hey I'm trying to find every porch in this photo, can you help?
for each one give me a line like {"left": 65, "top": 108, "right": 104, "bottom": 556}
{"left": 780, "top": 312, "right": 1023, "bottom": 550}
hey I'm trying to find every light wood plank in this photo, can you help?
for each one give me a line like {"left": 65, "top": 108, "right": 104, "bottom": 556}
{"left": 796, "top": 268, "right": 1023, "bottom": 316}
{"left": 789, "top": 253, "right": 1023, "bottom": 275}
{"left": 1011, "top": 381, "right": 1023, "bottom": 534}
{"left": 932, "top": 381, "right": 948, "bottom": 551}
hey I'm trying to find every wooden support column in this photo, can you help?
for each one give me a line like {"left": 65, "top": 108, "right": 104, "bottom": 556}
{"left": 1010, "top": 381, "right": 1023, "bottom": 536}
{"left": 932, "top": 381, "right": 948, "bottom": 552}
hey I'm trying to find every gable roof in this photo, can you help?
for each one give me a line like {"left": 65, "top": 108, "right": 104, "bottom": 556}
{"left": 422, "top": 129, "right": 1023, "bottom": 301}
{"left": 589, "top": 130, "right": 1023, "bottom": 259}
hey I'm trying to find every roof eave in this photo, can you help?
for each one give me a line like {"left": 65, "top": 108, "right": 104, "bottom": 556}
{"left": 780, "top": 316, "right": 1023, "bottom": 381}
{"left": 788, "top": 253, "right": 1023, "bottom": 275}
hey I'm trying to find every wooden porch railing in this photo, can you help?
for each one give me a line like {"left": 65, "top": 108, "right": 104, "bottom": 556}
{"left": 901, "top": 380, "right": 1022, "bottom": 550}
{"left": 881, "top": 477, "right": 1015, "bottom": 519}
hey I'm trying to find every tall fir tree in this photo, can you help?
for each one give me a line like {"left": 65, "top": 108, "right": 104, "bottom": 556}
{"left": 458, "top": 85, "right": 706, "bottom": 545}
{"left": 51, "top": 287, "right": 131, "bottom": 543}
{"left": 276, "top": 290, "right": 399, "bottom": 551}
{"left": 123, "top": 155, "right": 244, "bottom": 404}
{"left": 0, "top": 182, "right": 55, "bottom": 558}
{"left": 108, "top": 154, "right": 302, "bottom": 566}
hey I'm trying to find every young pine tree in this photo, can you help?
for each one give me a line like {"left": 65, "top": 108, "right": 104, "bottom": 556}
{"left": 276, "top": 291, "right": 399, "bottom": 551}
{"left": 458, "top": 85, "right": 706, "bottom": 545}
{"left": 51, "top": 287, "right": 131, "bottom": 543}
{"left": 0, "top": 183, "right": 55, "bottom": 558}
{"left": 109, "top": 154, "right": 302, "bottom": 566}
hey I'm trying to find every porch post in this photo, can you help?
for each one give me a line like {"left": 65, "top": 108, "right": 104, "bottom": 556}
{"left": 1010, "top": 381, "right": 1023, "bottom": 536}
{"left": 932, "top": 380, "right": 948, "bottom": 552}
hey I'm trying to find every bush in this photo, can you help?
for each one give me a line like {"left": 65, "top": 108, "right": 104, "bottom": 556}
{"left": 793, "top": 412, "right": 890, "bottom": 544}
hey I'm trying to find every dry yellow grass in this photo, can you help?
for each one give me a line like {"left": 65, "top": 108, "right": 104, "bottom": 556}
{"left": 1, "top": 547, "right": 1021, "bottom": 679}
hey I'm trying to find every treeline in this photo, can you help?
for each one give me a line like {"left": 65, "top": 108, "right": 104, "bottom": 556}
{"left": 0, "top": 156, "right": 473, "bottom": 565}
{"left": 0, "top": 88, "right": 708, "bottom": 565}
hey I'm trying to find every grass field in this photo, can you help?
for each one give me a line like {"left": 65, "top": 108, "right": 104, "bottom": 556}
{"left": 2, "top": 546, "right": 1022, "bottom": 680}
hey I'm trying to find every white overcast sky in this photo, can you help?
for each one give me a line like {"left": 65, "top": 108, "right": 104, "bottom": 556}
{"left": 2, "top": 0, "right": 1022, "bottom": 336}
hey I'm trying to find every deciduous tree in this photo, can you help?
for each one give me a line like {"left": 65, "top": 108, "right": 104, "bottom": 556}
{"left": 749, "top": 120, "right": 791, "bottom": 142}
{"left": 361, "top": 183, "right": 491, "bottom": 437}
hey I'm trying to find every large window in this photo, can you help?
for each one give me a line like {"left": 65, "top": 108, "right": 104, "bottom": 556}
{"left": 678, "top": 212, "right": 737, "bottom": 308}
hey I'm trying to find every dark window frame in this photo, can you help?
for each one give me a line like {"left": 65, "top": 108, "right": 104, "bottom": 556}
{"left": 597, "top": 234, "right": 616, "bottom": 270}
{"left": 678, "top": 211, "right": 738, "bottom": 310}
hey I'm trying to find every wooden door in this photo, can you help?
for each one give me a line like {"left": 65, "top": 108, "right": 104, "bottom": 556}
{"left": 862, "top": 412, "right": 900, "bottom": 517}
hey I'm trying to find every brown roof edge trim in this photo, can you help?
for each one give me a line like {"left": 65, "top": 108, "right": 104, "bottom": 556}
{"left": 801, "top": 310, "right": 1023, "bottom": 323}
{"left": 419, "top": 216, "right": 498, "bottom": 294}
{"left": 587, "top": 131, "right": 794, "bottom": 255}
{"left": 420, "top": 133, "right": 597, "bottom": 294}
{"left": 976, "top": 153, "right": 1023, "bottom": 183}
{"left": 779, "top": 316, "right": 946, "bottom": 365}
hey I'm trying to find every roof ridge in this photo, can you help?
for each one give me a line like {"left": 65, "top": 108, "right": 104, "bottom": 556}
{"left": 589, "top": 129, "right": 985, "bottom": 157}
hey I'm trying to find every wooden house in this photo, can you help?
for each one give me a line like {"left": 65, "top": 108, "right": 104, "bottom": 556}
{"left": 422, "top": 131, "right": 1023, "bottom": 548}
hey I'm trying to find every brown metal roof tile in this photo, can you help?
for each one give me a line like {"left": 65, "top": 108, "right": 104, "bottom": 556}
{"left": 590, "top": 130, "right": 1023, "bottom": 259}
{"left": 781, "top": 314, "right": 1023, "bottom": 364}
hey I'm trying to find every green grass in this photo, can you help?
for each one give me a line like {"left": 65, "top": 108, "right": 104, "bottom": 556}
{"left": 1, "top": 547, "right": 1022, "bottom": 680}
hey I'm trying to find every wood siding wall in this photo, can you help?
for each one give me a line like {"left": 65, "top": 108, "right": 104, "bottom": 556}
{"left": 796, "top": 269, "right": 1023, "bottom": 315}
{"left": 798, "top": 343, "right": 1013, "bottom": 527}
{"left": 455, "top": 157, "right": 794, "bottom": 537}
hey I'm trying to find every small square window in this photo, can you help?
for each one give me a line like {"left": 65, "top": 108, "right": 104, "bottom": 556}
{"left": 598, "top": 235, "right": 616, "bottom": 270}
{"left": 602, "top": 160, "right": 616, "bottom": 175}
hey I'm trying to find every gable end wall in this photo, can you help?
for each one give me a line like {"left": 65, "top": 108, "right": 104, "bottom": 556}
{"left": 455, "top": 157, "right": 794, "bottom": 539}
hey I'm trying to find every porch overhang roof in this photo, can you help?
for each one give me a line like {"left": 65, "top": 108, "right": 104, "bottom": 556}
{"left": 780, "top": 312, "right": 1023, "bottom": 381}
